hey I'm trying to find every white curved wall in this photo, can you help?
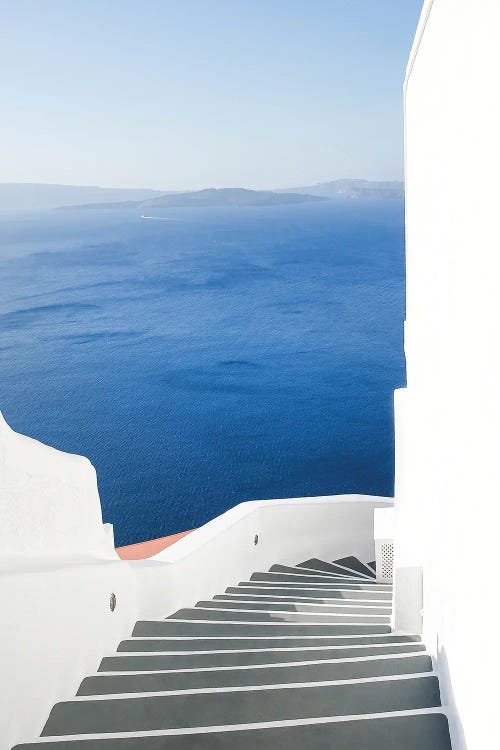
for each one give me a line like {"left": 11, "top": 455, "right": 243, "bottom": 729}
{"left": 0, "top": 412, "right": 115, "bottom": 560}
{"left": 395, "top": 2, "right": 500, "bottom": 748}
{"left": 0, "top": 413, "right": 136, "bottom": 748}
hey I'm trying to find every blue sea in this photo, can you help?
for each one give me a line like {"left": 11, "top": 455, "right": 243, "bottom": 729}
{"left": 0, "top": 200, "right": 405, "bottom": 546}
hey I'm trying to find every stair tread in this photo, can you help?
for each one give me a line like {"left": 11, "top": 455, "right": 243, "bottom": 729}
{"left": 13, "top": 712, "right": 452, "bottom": 749}
{"left": 297, "top": 558, "right": 372, "bottom": 578}
{"left": 168, "top": 607, "right": 390, "bottom": 624}
{"left": 333, "top": 557, "right": 376, "bottom": 578}
{"left": 226, "top": 585, "right": 392, "bottom": 602}
{"left": 79, "top": 654, "right": 432, "bottom": 695}
{"left": 118, "top": 633, "right": 421, "bottom": 653}
{"left": 133, "top": 621, "right": 392, "bottom": 638}
{"left": 42, "top": 676, "right": 441, "bottom": 736}
{"left": 248, "top": 573, "right": 390, "bottom": 587}
{"left": 101, "top": 643, "right": 426, "bottom": 671}
{"left": 269, "top": 564, "right": 367, "bottom": 580}
{"left": 206, "top": 599, "right": 391, "bottom": 613}
{"left": 218, "top": 593, "right": 391, "bottom": 605}
{"left": 99, "top": 643, "right": 425, "bottom": 673}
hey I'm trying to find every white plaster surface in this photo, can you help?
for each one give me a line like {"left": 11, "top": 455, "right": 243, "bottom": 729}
{"left": 374, "top": 507, "right": 394, "bottom": 541}
{"left": 0, "top": 412, "right": 116, "bottom": 561}
{"left": 0, "top": 412, "right": 390, "bottom": 748}
{"left": 132, "top": 495, "right": 390, "bottom": 622}
{"left": 395, "top": 2, "right": 500, "bottom": 748}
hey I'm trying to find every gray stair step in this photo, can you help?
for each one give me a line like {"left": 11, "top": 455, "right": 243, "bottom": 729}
{"left": 269, "top": 564, "right": 364, "bottom": 580}
{"left": 169, "top": 607, "right": 391, "bottom": 624}
{"left": 239, "top": 579, "right": 392, "bottom": 590}
{"left": 102, "top": 642, "right": 426, "bottom": 671}
{"left": 132, "top": 620, "right": 392, "bottom": 637}
{"left": 118, "top": 633, "right": 421, "bottom": 653}
{"left": 333, "top": 556, "right": 376, "bottom": 577}
{"left": 79, "top": 654, "right": 433, "bottom": 695}
{"left": 368, "top": 561, "right": 376, "bottom": 571}
{"left": 297, "top": 558, "right": 372, "bottom": 578}
{"left": 13, "top": 712, "right": 452, "bottom": 750}
{"left": 226, "top": 585, "right": 392, "bottom": 600}
{"left": 218, "top": 593, "right": 391, "bottom": 606}
{"left": 206, "top": 599, "right": 391, "bottom": 615}
{"left": 248, "top": 573, "right": 390, "bottom": 587}
{"left": 42, "top": 676, "right": 441, "bottom": 735}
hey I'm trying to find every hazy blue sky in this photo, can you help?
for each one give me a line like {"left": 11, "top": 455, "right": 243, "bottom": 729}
{"left": 1, "top": 1, "right": 423, "bottom": 190}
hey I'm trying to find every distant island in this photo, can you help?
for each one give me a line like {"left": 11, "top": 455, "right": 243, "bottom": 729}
{"left": 278, "top": 179, "right": 404, "bottom": 200}
{"left": 59, "top": 188, "right": 327, "bottom": 211}
{"left": 0, "top": 180, "right": 404, "bottom": 212}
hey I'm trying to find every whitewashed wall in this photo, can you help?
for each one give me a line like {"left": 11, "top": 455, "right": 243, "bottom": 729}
{"left": 0, "top": 412, "right": 390, "bottom": 748}
{"left": 395, "top": 2, "right": 500, "bottom": 748}
{"left": 0, "top": 412, "right": 138, "bottom": 749}
{"left": 0, "top": 412, "right": 115, "bottom": 560}
{"left": 134, "top": 495, "right": 386, "bottom": 620}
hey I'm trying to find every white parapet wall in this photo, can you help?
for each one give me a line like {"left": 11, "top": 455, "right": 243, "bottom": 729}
{"left": 0, "top": 413, "right": 139, "bottom": 749}
{"left": 0, "top": 412, "right": 391, "bottom": 748}
{"left": 395, "top": 2, "right": 500, "bottom": 749}
{"left": 0, "top": 412, "right": 116, "bottom": 560}
{"left": 134, "top": 494, "right": 389, "bottom": 620}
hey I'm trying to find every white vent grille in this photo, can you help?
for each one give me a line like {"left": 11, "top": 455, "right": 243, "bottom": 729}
{"left": 380, "top": 542, "right": 394, "bottom": 580}
{"left": 375, "top": 539, "right": 394, "bottom": 582}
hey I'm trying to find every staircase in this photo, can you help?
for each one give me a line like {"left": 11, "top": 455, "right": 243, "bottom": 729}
{"left": 14, "top": 556, "right": 452, "bottom": 749}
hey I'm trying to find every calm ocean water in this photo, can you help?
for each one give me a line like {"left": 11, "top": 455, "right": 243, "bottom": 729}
{"left": 0, "top": 200, "right": 405, "bottom": 546}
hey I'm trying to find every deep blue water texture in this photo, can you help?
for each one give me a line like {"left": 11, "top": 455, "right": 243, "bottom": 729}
{"left": 0, "top": 201, "right": 406, "bottom": 546}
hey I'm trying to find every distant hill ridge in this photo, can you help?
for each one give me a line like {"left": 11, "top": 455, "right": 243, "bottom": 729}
{"left": 0, "top": 180, "right": 404, "bottom": 212}
{"left": 278, "top": 179, "right": 404, "bottom": 200}
{"left": 61, "top": 187, "right": 327, "bottom": 211}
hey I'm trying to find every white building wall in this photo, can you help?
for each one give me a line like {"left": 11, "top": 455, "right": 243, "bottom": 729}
{"left": 395, "top": 2, "right": 500, "bottom": 748}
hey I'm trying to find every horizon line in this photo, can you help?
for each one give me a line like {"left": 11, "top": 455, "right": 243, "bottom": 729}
{"left": 0, "top": 177, "right": 405, "bottom": 193}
